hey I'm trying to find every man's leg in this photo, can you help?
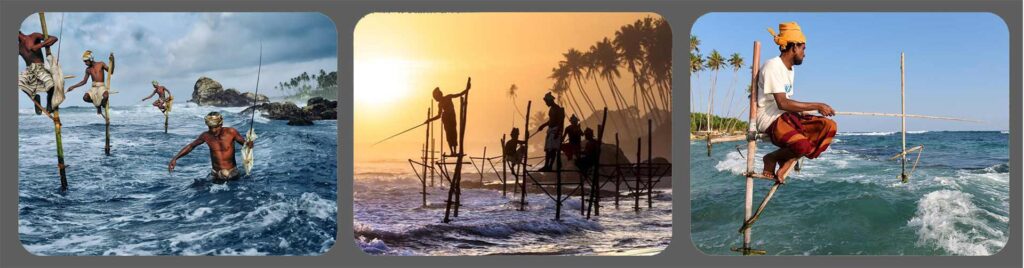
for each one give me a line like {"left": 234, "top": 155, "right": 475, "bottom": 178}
{"left": 33, "top": 94, "right": 43, "bottom": 115}
{"left": 761, "top": 149, "right": 786, "bottom": 178}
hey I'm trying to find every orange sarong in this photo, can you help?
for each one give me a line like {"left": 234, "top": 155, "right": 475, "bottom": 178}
{"left": 766, "top": 112, "right": 837, "bottom": 159}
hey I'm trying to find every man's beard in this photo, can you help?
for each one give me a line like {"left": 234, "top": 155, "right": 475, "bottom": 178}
{"left": 793, "top": 57, "right": 804, "bottom": 65}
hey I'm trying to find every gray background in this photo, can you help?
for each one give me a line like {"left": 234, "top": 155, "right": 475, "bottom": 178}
{"left": 1, "top": 0, "right": 1019, "bottom": 267}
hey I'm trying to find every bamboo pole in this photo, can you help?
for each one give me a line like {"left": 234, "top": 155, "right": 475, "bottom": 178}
{"left": 647, "top": 119, "right": 653, "bottom": 208}
{"left": 37, "top": 12, "right": 69, "bottom": 191}
{"left": 634, "top": 137, "right": 641, "bottom": 211}
{"left": 900, "top": 52, "right": 908, "bottom": 183}
{"left": 422, "top": 107, "right": 430, "bottom": 207}
{"left": 741, "top": 41, "right": 761, "bottom": 255}
{"left": 519, "top": 101, "right": 531, "bottom": 211}
{"left": 614, "top": 133, "right": 620, "bottom": 208}
{"left": 430, "top": 102, "right": 436, "bottom": 187}
{"left": 501, "top": 134, "right": 507, "bottom": 197}
{"left": 823, "top": 111, "right": 980, "bottom": 122}
{"left": 104, "top": 53, "right": 114, "bottom": 156}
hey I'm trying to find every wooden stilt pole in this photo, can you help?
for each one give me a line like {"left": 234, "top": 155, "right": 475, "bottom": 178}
{"left": 501, "top": 134, "right": 508, "bottom": 197}
{"left": 443, "top": 91, "right": 469, "bottom": 223}
{"left": 614, "top": 133, "right": 620, "bottom": 208}
{"left": 430, "top": 102, "right": 436, "bottom": 187}
{"left": 422, "top": 107, "right": 430, "bottom": 207}
{"left": 555, "top": 150, "right": 562, "bottom": 221}
{"left": 647, "top": 119, "right": 653, "bottom": 209}
{"left": 900, "top": 52, "right": 908, "bottom": 183}
{"left": 37, "top": 12, "right": 69, "bottom": 191}
{"left": 634, "top": 137, "right": 641, "bottom": 211}
{"left": 480, "top": 147, "right": 487, "bottom": 184}
{"left": 519, "top": 101, "right": 531, "bottom": 211}
{"left": 738, "top": 41, "right": 762, "bottom": 255}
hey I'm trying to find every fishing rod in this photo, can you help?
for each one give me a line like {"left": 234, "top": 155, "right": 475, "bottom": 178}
{"left": 242, "top": 43, "right": 262, "bottom": 176}
{"left": 249, "top": 43, "right": 262, "bottom": 131}
{"left": 373, "top": 121, "right": 429, "bottom": 146}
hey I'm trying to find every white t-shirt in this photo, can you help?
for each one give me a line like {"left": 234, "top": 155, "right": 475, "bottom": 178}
{"left": 755, "top": 56, "right": 795, "bottom": 132}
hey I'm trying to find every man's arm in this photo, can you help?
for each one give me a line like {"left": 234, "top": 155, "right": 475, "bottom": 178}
{"left": 772, "top": 93, "right": 835, "bottom": 116}
{"left": 231, "top": 128, "right": 254, "bottom": 148}
{"left": 66, "top": 69, "right": 90, "bottom": 92}
{"left": 169, "top": 135, "right": 206, "bottom": 172}
{"left": 447, "top": 77, "right": 473, "bottom": 98}
{"left": 29, "top": 36, "right": 58, "bottom": 50}
{"left": 142, "top": 90, "right": 158, "bottom": 101}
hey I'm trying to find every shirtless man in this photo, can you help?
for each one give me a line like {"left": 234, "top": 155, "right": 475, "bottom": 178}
{"left": 142, "top": 80, "right": 172, "bottom": 113}
{"left": 425, "top": 77, "right": 471, "bottom": 155}
{"left": 17, "top": 31, "right": 59, "bottom": 114}
{"left": 66, "top": 50, "right": 111, "bottom": 117}
{"left": 168, "top": 112, "right": 255, "bottom": 181}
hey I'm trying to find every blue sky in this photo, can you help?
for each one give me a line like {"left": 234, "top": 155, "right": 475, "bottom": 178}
{"left": 19, "top": 12, "right": 337, "bottom": 108}
{"left": 691, "top": 13, "right": 1009, "bottom": 132}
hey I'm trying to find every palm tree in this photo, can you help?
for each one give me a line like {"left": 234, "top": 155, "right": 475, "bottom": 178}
{"left": 614, "top": 20, "right": 658, "bottom": 123}
{"left": 562, "top": 48, "right": 598, "bottom": 116}
{"left": 690, "top": 35, "right": 701, "bottom": 54}
{"left": 721, "top": 53, "right": 745, "bottom": 133}
{"left": 508, "top": 83, "right": 525, "bottom": 120}
{"left": 705, "top": 50, "right": 726, "bottom": 134}
{"left": 593, "top": 38, "right": 630, "bottom": 117}
{"left": 646, "top": 18, "right": 672, "bottom": 113}
{"left": 690, "top": 52, "right": 704, "bottom": 115}
{"left": 549, "top": 64, "right": 580, "bottom": 116}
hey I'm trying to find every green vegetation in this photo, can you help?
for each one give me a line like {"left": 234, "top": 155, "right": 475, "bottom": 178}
{"left": 275, "top": 69, "right": 338, "bottom": 101}
{"left": 690, "top": 112, "right": 747, "bottom": 135}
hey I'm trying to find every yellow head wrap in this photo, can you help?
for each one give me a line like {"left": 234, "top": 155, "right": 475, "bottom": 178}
{"left": 767, "top": 22, "right": 806, "bottom": 47}
{"left": 205, "top": 112, "right": 224, "bottom": 127}
{"left": 82, "top": 50, "right": 94, "bottom": 61}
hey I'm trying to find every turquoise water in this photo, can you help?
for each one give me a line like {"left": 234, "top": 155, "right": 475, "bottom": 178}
{"left": 690, "top": 131, "right": 1009, "bottom": 256}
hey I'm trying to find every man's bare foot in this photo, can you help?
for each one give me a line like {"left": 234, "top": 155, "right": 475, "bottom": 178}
{"left": 762, "top": 154, "right": 779, "bottom": 178}
{"left": 775, "top": 158, "right": 800, "bottom": 184}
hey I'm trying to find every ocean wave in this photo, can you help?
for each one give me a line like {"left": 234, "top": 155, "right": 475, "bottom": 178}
{"left": 837, "top": 132, "right": 894, "bottom": 136}
{"left": 907, "top": 190, "right": 1006, "bottom": 256}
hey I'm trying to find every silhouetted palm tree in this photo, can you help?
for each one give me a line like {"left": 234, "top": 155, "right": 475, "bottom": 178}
{"left": 646, "top": 18, "right": 672, "bottom": 112}
{"left": 562, "top": 48, "right": 598, "bottom": 115}
{"left": 614, "top": 20, "right": 658, "bottom": 122}
{"left": 705, "top": 50, "right": 726, "bottom": 133}
{"left": 549, "top": 64, "right": 581, "bottom": 116}
{"left": 508, "top": 83, "right": 525, "bottom": 119}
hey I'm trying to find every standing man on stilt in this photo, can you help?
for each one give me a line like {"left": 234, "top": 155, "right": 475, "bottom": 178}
{"left": 536, "top": 92, "right": 565, "bottom": 171}
{"left": 756, "top": 22, "right": 837, "bottom": 183}
{"left": 425, "top": 77, "right": 471, "bottom": 156}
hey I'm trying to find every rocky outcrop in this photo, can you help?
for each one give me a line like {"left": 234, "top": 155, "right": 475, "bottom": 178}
{"left": 190, "top": 77, "right": 269, "bottom": 107}
{"left": 240, "top": 97, "right": 338, "bottom": 125}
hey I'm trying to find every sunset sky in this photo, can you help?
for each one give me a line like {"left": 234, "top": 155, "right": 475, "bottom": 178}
{"left": 354, "top": 13, "right": 664, "bottom": 162}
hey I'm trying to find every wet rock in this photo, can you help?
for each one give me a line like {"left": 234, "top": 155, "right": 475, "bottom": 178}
{"left": 189, "top": 77, "right": 269, "bottom": 107}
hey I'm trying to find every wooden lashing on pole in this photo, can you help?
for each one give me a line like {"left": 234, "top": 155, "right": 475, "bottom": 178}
{"left": 442, "top": 92, "right": 469, "bottom": 223}
{"left": 732, "top": 41, "right": 767, "bottom": 255}
{"left": 518, "top": 101, "right": 532, "bottom": 211}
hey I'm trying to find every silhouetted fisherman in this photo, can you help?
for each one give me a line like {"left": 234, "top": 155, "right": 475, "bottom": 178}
{"left": 536, "top": 92, "right": 564, "bottom": 171}
{"left": 425, "top": 77, "right": 471, "bottom": 156}
{"left": 575, "top": 128, "right": 600, "bottom": 174}
{"left": 503, "top": 127, "right": 527, "bottom": 167}
{"left": 562, "top": 114, "right": 583, "bottom": 161}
